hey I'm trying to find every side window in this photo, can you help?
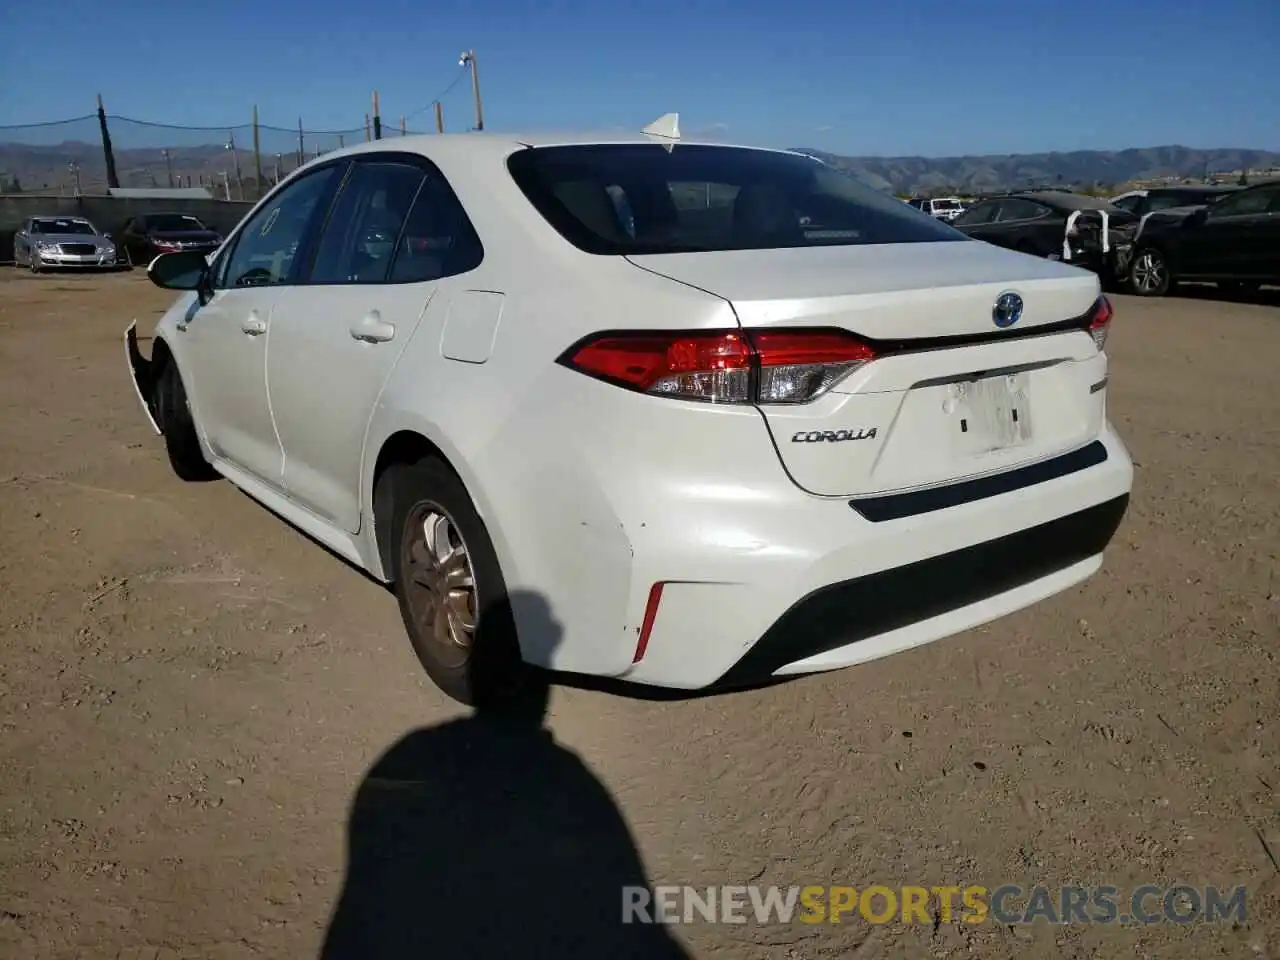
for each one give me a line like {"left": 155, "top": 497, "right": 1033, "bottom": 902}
{"left": 952, "top": 201, "right": 997, "bottom": 226}
{"left": 309, "top": 162, "right": 426, "bottom": 284}
{"left": 214, "top": 165, "right": 340, "bottom": 289}
{"left": 1147, "top": 193, "right": 1191, "bottom": 213}
{"left": 1210, "top": 186, "right": 1275, "bottom": 218}
{"left": 1110, "top": 196, "right": 1141, "bottom": 214}
{"left": 389, "top": 172, "right": 485, "bottom": 283}
{"left": 993, "top": 199, "right": 1045, "bottom": 222}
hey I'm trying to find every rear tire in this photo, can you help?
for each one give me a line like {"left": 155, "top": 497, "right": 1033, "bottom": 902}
{"left": 1129, "top": 247, "right": 1172, "bottom": 297}
{"left": 380, "top": 457, "right": 525, "bottom": 708}
{"left": 153, "top": 359, "right": 217, "bottom": 482}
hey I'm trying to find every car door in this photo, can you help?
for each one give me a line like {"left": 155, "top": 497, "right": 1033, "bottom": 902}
{"left": 1260, "top": 186, "right": 1280, "bottom": 281}
{"left": 266, "top": 154, "right": 485, "bottom": 532}
{"left": 1179, "top": 185, "right": 1277, "bottom": 279}
{"left": 180, "top": 162, "right": 344, "bottom": 487}
{"left": 119, "top": 217, "right": 147, "bottom": 262}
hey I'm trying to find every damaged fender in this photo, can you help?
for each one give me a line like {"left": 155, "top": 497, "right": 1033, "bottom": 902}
{"left": 125, "top": 320, "right": 161, "bottom": 435}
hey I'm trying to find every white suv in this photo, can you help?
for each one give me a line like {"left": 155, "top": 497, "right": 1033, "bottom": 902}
{"left": 909, "top": 197, "right": 967, "bottom": 221}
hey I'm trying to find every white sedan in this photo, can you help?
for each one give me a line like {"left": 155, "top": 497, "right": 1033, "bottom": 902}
{"left": 125, "top": 117, "right": 1133, "bottom": 706}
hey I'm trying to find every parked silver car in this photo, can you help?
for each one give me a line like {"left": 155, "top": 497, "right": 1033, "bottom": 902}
{"left": 13, "top": 216, "right": 124, "bottom": 273}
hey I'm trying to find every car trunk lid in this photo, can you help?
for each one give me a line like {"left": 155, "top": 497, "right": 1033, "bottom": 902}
{"left": 627, "top": 241, "right": 1110, "bottom": 498}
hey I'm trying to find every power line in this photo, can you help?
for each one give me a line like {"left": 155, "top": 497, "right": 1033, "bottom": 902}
{"left": 0, "top": 114, "right": 96, "bottom": 130}
{"left": 403, "top": 67, "right": 469, "bottom": 121}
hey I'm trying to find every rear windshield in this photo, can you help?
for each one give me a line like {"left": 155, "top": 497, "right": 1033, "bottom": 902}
{"left": 933, "top": 199, "right": 962, "bottom": 209}
{"left": 506, "top": 144, "right": 967, "bottom": 254}
{"left": 146, "top": 214, "right": 206, "bottom": 231}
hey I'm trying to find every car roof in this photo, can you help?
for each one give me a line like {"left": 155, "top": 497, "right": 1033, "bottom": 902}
{"left": 1149, "top": 184, "right": 1239, "bottom": 193}
{"left": 312, "top": 131, "right": 799, "bottom": 167}
{"left": 1006, "top": 190, "right": 1125, "bottom": 212}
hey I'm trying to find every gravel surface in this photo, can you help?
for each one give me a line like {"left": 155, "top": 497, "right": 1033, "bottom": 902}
{"left": 0, "top": 270, "right": 1277, "bottom": 959}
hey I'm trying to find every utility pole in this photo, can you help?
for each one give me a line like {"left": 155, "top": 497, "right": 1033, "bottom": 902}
{"left": 459, "top": 50, "right": 484, "bottom": 131}
{"left": 434, "top": 101, "right": 444, "bottom": 134}
{"left": 225, "top": 133, "right": 243, "bottom": 200}
{"left": 162, "top": 149, "right": 173, "bottom": 188}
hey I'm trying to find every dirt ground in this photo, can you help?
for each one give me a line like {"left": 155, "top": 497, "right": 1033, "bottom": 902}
{"left": 0, "top": 269, "right": 1276, "bottom": 960}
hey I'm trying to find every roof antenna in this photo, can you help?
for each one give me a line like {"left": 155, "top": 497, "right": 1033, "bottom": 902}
{"left": 641, "top": 112, "right": 680, "bottom": 152}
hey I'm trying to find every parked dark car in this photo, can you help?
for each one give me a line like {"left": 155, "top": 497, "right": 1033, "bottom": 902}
{"left": 950, "top": 191, "right": 1139, "bottom": 282}
{"left": 1109, "top": 184, "right": 1241, "bottom": 218}
{"left": 1126, "top": 179, "right": 1280, "bottom": 296}
{"left": 115, "top": 213, "right": 224, "bottom": 265}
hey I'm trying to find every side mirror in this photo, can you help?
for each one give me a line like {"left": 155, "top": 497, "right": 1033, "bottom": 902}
{"left": 147, "top": 250, "right": 209, "bottom": 292}
{"left": 1186, "top": 207, "right": 1209, "bottom": 227}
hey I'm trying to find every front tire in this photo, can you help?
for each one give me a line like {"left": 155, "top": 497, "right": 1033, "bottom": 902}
{"left": 380, "top": 458, "right": 524, "bottom": 707}
{"left": 1129, "top": 248, "right": 1172, "bottom": 297}
{"left": 153, "top": 359, "right": 217, "bottom": 482}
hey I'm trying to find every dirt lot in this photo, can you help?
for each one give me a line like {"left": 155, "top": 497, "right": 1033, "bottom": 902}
{"left": 0, "top": 270, "right": 1277, "bottom": 959}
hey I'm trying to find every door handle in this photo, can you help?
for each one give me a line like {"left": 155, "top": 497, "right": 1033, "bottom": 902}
{"left": 241, "top": 313, "right": 267, "bottom": 336}
{"left": 349, "top": 311, "right": 395, "bottom": 343}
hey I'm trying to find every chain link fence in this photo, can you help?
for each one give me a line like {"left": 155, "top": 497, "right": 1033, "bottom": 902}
{"left": 0, "top": 79, "right": 468, "bottom": 202}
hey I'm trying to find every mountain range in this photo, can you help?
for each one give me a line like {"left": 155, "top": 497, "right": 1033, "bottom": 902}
{"left": 2, "top": 139, "right": 1279, "bottom": 196}
{"left": 791, "top": 146, "right": 1280, "bottom": 194}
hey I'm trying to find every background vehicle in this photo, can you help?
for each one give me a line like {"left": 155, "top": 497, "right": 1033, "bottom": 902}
{"left": 115, "top": 212, "right": 223, "bottom": 265}
{"left": 1109, "top": 184, "right": 1240, "bottom": 218}
{"left": 1126, "top": 178, "right": 1280, "bottom": 296}
{"left": 907, "top": 196, "right": 966, "bottom": 221}
{"left": 13, "top": 216, "right": 122, "bottom": 272}
{"left": 951, "top": 191, "right": 1138, "bottom": 282}
{"left": 125, "top": 128, "right": 1132, "bottom": 706}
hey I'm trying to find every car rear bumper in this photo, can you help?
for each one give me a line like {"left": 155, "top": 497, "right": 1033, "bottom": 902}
{"left": 617, "top": 422, "right": 1133, "bottom": 689}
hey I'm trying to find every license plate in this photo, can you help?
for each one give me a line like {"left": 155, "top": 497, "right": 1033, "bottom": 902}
{"left": 947, "top": 372, "right": 1033, "bottom": 455}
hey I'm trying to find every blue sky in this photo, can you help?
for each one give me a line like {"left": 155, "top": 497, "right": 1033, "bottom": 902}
{"left": 1, "top": 0, "right": 1276, "bottom": 157}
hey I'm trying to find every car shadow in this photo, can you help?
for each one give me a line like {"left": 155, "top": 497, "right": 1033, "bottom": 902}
{"left": 319, "top": 589, "right": 693, "bottom": 959}
{"left": 1175, "top": 282, "right": 1280, "bottom": 307}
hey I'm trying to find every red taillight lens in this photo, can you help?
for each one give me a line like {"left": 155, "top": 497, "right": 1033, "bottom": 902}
{"left": 749, "top": 330, "right": 876, "bottom": 404}
{"left": 560, "top": 328, "right": 876, "bottom": 404}
{"left": 1086, "top": 295, "right": 1113, "bottom": 351}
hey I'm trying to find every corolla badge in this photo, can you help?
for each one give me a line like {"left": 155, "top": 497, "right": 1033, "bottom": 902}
{"left": 992, "top": 291, "right": 1024, "bottom": 329}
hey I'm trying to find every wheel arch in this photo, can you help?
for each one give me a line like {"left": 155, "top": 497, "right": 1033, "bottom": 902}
{"left": 364, "top": 420, "right": 510, "bottom": 585}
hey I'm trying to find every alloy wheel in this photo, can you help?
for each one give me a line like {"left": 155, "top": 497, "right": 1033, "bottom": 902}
{"left": 1131, "top": 252, "right": 1166, "bottom": 295}
{"left": 400, "top": 502, "right": 477, "bottom": 669}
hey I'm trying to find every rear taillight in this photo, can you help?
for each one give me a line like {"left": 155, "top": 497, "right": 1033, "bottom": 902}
{"left": 560, "top": 328, "right": 876, "bottom": 404}
{"left": 1086, "top": 295, "right": 1113, "bottom": 351}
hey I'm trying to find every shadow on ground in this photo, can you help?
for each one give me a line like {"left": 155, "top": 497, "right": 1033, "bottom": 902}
{"left": 1175, "top": 282, "right": 1280, "bottom": 308}
{"left": 320, "top": 590, "right": 692, "bottom": 959}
